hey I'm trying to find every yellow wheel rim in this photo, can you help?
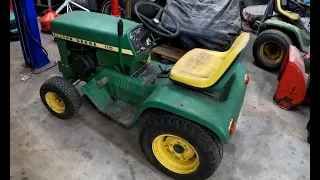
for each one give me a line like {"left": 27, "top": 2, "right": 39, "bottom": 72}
{"left": 152, "top": 134, "right": 200, "bottom": 174}
{"left": 45, "top": 92, "right": 65, "bottom": 114}
{"left": 259, "top": 41, "right": 284, "bottom": 64}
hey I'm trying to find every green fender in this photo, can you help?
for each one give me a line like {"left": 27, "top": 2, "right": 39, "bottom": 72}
{"left": 134, "top": 85, "right": 229, "bottom": 143}
{"left": 261, "top": 17, "right": 310, "bottom": 53}
{"left": 133, "top": 63, "right": 248, "bottom": 143}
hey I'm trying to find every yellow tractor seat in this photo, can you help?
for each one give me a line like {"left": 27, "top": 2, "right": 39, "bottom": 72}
{"left": 169, "top": 32, "right": 250, "bottom": 88}
{"left": 275, "top": 0, "right": 300, "bottom": 20}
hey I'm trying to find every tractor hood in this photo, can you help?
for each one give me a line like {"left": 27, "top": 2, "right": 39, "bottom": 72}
{"left": 50, "top": 11, "right": 140, "bottom": 50}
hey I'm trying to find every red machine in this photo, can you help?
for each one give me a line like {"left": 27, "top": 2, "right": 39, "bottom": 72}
{"left": 40, "top": 0, "right": 59, "bottom": 32}
{"left": 273, "top": 45, "right": 310, "bottom": 110}
{"left": 111, "top": 0, "right": 121, "bottom": 17}
{"left": 10, "top": 0, "right": 13, "bottom": 10}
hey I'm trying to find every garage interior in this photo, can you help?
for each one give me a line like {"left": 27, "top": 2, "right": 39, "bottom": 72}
{"left": 10, "top": 0, "right": 310, "bottom": 180}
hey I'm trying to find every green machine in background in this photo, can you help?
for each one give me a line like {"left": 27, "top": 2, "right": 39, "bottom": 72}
{"left": 39, "top": 4, "right": 250, "bottom": 179}
{"left": 10, "top": 11, "right": 18, "bottom": 40}
{"left": 252, "top": 0, "right": 310, "bottom": 71}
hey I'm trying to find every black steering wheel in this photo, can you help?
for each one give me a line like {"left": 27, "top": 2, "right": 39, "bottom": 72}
{"left": 288, "top": 0, "right": 305, "bottom": 16}
{"left": 134, "top": 1, "right": 180, "bottom": 38}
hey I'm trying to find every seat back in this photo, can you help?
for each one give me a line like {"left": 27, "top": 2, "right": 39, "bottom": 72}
{"left": 274, "top": 0, "right": 300, "bottom": 20}
{"left": 208, "top": 32, "right": 250, "bottom": 89}
{"left": 169, "top": 32, "right": 250, "bottom": 89}
{"left": 223, "top": 33, "right": 250, "bottom": 63}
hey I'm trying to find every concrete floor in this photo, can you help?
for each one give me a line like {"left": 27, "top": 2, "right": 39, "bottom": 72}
{"left": 10, "top": 30, "right": 310, "bottom": 180}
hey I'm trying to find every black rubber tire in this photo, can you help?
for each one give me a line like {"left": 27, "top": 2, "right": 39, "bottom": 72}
{"left": 40, "top": 76, "right": 81, "bottom": 119}
{"left": 253, "top": 29, "right": 293, "bottom": 71}
{"left": 100, "top": 0, "right": 125, "bottom": 17}
{"left": 140, "top": 111, "right": 223, "bottom": 180}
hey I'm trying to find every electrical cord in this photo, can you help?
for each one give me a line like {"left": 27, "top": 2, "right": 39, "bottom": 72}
{"left": 23, "top": 17, "right": 49, "bottom": 56}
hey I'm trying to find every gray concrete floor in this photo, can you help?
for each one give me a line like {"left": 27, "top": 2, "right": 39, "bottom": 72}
{"left": 10, "top": 31, "right": 310, "bottom": 180}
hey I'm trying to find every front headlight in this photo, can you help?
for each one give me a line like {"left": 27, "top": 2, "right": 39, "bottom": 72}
{"left": 229, "top": 119, "right": 237, "bottom": 136}
{"left": 147, "top": 54, "right": 151, "bottom": 63}
{"left": 245, "top": 73, "right": 249, "bottom": 85}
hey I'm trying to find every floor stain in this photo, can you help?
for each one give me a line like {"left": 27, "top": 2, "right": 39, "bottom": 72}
{"left": 224, "top": 143, "right": 237, "bottom": 155}
{"left": 122, "top": 157, "right": 136, "bottom": 180}
{"left": 82, "top": 150, "right": 93, "bottom": 160}
{"left": 123, "top": 150, "right": 130, "bottom": 156}
{"left": 240, "top": 161, "right": 264, "bottom": 176}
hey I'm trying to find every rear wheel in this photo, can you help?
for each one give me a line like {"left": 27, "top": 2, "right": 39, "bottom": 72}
{"left": 253, "top": 29, "right": 292, "bottom": 71}
{"left": 40, "top": 76, "right": 81, "bottom": 119}
{"left": 140, "top": 111, "right": 223, "bottom": 180}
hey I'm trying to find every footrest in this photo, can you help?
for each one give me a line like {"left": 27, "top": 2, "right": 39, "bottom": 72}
{"left": 82, "top": 77, "right": 136, "bottom": 127}
{"left": 82, "top": 77, "right": 113, "bottom": 113}
{"left": 102, "top": 101, "right": 136, "bottom": 127}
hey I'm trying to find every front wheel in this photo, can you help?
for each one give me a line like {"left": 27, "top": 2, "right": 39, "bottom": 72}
{"left": 40, "top": 76, "right": 81, "bottom": 119}
{"left": 140, "top": 112, "right": 223, "bottom": 180}
{"left": 253, "top": 29, "right": 293, "bottom": 71}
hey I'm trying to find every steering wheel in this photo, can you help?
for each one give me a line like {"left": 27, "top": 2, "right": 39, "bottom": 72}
{"left": 288, "top": 0, "right": 305, "bottom": 16}
{"left": 134, "top": 1, "right": 180, "bottom": 38}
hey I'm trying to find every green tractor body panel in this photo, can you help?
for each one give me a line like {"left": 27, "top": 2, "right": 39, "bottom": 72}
{"left": 10, "top": 11, "right": 18, "bottom": 34}
{"left": 51, "top": 11, "right": 248, "bottom": 143}
{"left": 81, "top": 57, "right": 247, "bottom": 143}
{"left": 51, "top": 11, "right": 151, "bottom": 76}
{"left": 134, "top": 61, "right": 247, "bottom": 143}
{"left": 261, "top": 16, "right": 310, "bottom": 53}
{"left": 51, "top": 11, "right": 139, "bottom": 51}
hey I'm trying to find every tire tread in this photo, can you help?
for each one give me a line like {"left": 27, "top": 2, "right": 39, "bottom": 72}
{"left": 140, "top": 111, "right": 223, "bottom": 180}
{"left": 40, "top": 76, "right": 81, "bottom": 119}
{"left": 253, "top": 29, "right": 292, "bottom": 70}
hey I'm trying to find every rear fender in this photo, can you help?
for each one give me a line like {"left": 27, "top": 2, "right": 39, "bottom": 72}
{"left": 261, "top": 18, "right": 310, "bottom": 53}
{"left": 133, "top": 60, "right": 248, "bottom": 144}
{"left": 133, "top": 85, "right": 231, "bottom": 143}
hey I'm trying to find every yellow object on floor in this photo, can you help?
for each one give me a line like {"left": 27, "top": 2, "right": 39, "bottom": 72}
{"left": 170, "top": 32, "right": 250, "bottom": 88}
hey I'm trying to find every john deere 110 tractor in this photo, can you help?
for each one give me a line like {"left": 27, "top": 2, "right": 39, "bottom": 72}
{"left": 40, "top": 4, "right": 250, "bottom": 179}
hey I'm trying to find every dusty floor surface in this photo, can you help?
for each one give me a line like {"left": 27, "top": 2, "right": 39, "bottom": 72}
{"left": 10, "top": 28, "right": 310, "bottom": 180}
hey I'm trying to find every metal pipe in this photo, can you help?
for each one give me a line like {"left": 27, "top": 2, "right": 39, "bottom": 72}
{"left": 111, "top": 0, "right": 121, "bottom": 17}
{"left": 125, "top": 0, "right": 131, "bottom": 19}
{"left": 55, "top": 0, "right": 90, "bottom": 14}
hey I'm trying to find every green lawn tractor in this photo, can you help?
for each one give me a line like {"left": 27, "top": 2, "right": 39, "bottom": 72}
{"left": 252, "top": 0, "right": 310, "bottom": 71}
{"left": 10, "top": 11, "right": 19, "bottom": 41}
{"left": 39, "top": 6, "right": 250, "bottom": 179}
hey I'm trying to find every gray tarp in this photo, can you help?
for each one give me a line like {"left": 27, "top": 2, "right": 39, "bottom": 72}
{"left": 242, "top": 5, "right": 268, "bottom": 23}
{"left": 161, "top": 0, "right": 242, "bottom": 51}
